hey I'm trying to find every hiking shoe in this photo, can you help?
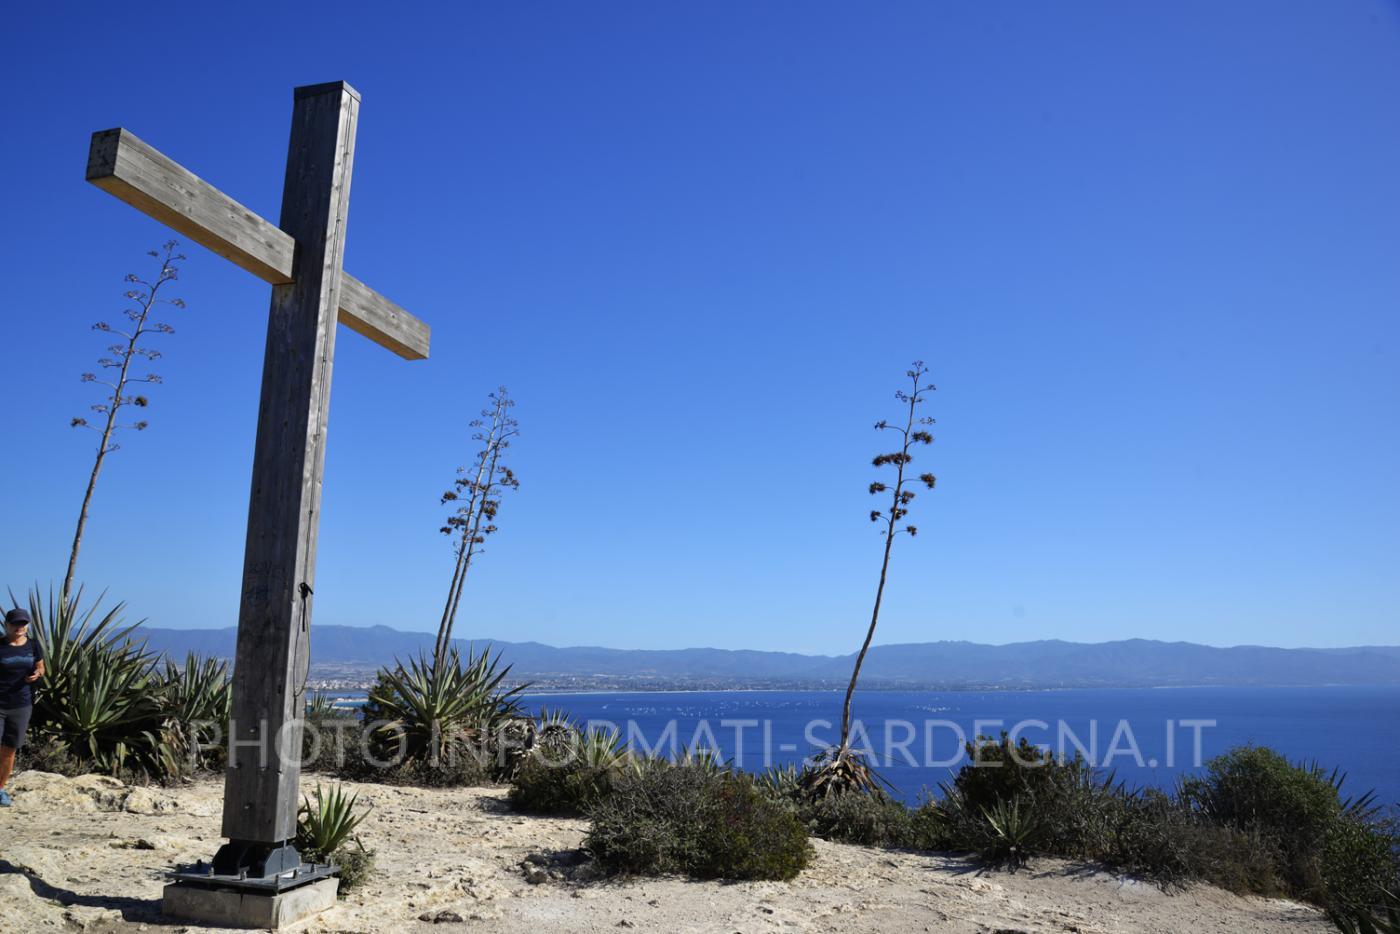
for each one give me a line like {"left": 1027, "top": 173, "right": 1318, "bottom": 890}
{"left": 0, "top": 789, "right": 13, "bottom": 807}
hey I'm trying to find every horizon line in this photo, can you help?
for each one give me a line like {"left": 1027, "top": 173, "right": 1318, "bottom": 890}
{"left": 127, "top": 621, "right": 1400, "bottom": 655}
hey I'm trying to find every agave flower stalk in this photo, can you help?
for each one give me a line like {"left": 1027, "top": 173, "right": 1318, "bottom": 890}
{"left": 839, "top": 362, "right": 937, "bottom": 752}
{"left": 434, "top": 388, "right": 519, "bottom": 665}
{"left": 65, "top": 242, "right": 188, "bottom": 600}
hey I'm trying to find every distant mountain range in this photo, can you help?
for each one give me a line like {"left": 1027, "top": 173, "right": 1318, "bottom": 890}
{"left": 130, "top": 624, "right": 1400, "bottom": 689}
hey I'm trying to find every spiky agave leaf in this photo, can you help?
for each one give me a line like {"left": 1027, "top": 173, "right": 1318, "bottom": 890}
{"left": 758, "top": 763, "right": 803, "bottom": 803}
{"left": 1330, "top": 889, "right": 1400, "bottom": 934}
{"left": 305, "top": 691, "right": 340, "bottom": 721}
{"left": 159, "top": 652, "right": 231, "bottom": 769}
{"left": 369, "top": 645, "right": 525, "bottom": 765}
{"left": 533, "top": 707, "right": 580, "bottom": 755}
{"left": 677, "top": 745, "right": 728, "bottom": 775}
{"left": 978, "top": 797, "right": 1045, "bottom": 868}
{"left": 798, "top": 746, "right": 892, "bottom": 800}
{"left": 17, "top": 584, "right": 145, "bottom": 726}
{"left": 296, "top": 783, "right": 372, "bottom": 860}
{"left": 1307, "top": 759, "right": 1383, "bottom": 822}
{"left": 576, "top": 727, "right": 628, "bottom": 771}
{"left": 16, "top": 585, "right": 176, "bottom": 777}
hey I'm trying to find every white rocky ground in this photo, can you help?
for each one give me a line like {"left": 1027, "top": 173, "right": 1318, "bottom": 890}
{"left": 0, "top": 770, "right": 1330, "bottom": 933}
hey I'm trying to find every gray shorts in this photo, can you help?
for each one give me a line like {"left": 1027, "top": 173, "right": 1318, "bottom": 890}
{"left": 0, "top": 705, "right": 33, "bottom": 749}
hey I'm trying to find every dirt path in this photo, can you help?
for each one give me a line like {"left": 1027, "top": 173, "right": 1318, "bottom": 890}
{"left": 0, "top": 771, "right": 1329, "bottom": 933}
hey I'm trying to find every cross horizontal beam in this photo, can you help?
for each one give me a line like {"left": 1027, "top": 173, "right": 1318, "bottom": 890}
{"left": 86, "top": 128, "right": 430, "bottom": 360}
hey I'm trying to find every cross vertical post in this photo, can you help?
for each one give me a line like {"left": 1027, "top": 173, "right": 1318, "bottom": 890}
{"left": 215, "top": 81, "right": 359, "bottom": 874}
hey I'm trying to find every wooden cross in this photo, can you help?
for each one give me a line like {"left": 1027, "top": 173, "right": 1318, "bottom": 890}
{"left": 86, "top": 81, "right": 428, "bottom": 877}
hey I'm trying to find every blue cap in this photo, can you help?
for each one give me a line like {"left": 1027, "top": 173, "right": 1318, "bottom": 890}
{"left": 5, "top": 608, "right": 31, "bottom": 626}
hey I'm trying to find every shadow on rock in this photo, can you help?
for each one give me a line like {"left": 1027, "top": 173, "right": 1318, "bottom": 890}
{"left": 0, "top": 858, "right": 163, "bottom": 924}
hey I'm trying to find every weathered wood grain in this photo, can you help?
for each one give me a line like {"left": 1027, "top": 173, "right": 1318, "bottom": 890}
{"left": 339, "top": 273, "right": 430, "bottom": 360}
{"left": 222, "top": 81, "right": 360, "bottom": 845}
{"left": 87, "top": 128, "right": 295, "bottom": 284}
{"left": 86, "top": 129, "right": 429, "bottom": 360}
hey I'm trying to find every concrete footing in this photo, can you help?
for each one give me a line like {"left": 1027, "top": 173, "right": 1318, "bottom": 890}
{"left": 162, "top": 877, "right": 339, "bottom": 929}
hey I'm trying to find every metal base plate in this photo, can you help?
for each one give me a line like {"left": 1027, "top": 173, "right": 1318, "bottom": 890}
{"left": 169, "top": 860, "right": 337, "bottom": 894}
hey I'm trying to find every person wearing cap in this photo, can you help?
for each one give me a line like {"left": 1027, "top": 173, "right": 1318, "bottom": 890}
{"left": 0, "top": 607, "right": 45, "bottom": 806}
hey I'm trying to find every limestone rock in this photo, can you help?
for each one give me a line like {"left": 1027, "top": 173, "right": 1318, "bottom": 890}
{"left": 122, "top": 786, "right": 180, "bottom": 815}
{"left": 63, "top": 905, "right": 124, "bottom": 931}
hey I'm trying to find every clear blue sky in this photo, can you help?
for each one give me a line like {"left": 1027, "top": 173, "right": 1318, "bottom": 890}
{"left": 3, "top": 2, "right": 1397, "bottom": 652}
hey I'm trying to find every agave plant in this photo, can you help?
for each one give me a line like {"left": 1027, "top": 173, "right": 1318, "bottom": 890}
{"left": 17, "top": 585, "right": 141, "bottom": 721}
{"left": 16, "top": 585, "right": 180, "bottom": 776}
{"left": 1307, "top": 760, "right": 1383, "bottom": 822}
{"left": 368, "top": 645, "right": 525, "bottom": 765}
{"left": 1331, "top": 889, "right": 1400, "bottom": 934}
{"left": 978, "top": 797, "right": 1045, "bottom": 868}
{"left": 758, "top": 763, "right": 803, "bottom": 803}
{"left": 306, "top": 691, "right": 355, "bottom": 722}
{"left": 62, "top": 642, "right": 170, "bottom": 774}
{"left": 798, "top": 745, "right": 891, "bottom": 800}
{"left": 159, "top": 652, "right": 231, "bottom": 770}
{"left": 296, "top": 783, "right": 372, "bottom": 861}
{"left": 577, "top": 727, "right": 628, "bottom": 770}
{"left": 534, "top": 707, "right": 578, "bottom": 752}
{"left": 677, "top": 744, "right": 729, "bottom": 776}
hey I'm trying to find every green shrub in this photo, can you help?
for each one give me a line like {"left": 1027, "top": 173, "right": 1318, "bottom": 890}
{"left": 301, "top": 697, "right": 370, "bottom": 776}
{"left": 508, "top": 727, "right": 627, "bottom": 816}
{"left": 798, "top": 790, "right": 926, "bottom": 848}
{"left": 1182, "top": 746, "right": 1399, "bottom": 908}
{"left": 927, "top": 738, "right": 1353, "bottom": 898}
{"left": 367, "top": 753, "right": 491, "bottom": 788}
{"left": 937, "top": 734, "right": 1115, "bottom": 860}
{"left": 1322, "top": 814, "right": 1400, "bottom": 917}
{"left": 321, "top": 724, "right": 491, "bottom": 788}
{"left": 331, "top": 844, "right": 376, "bottom": 894}
{"left": 1101, "top": 789, "right": 1283, "bottom": 894}
{"left": 1182, "top": 746, "right": 1338, "bottom": 896}
{"left": 587, "top": 765, "right": 811, "bottom": 881}
{"left": 944, "top": 734, "right": 1059, "bottom": 810}
{"left": 15, "top": 734, "right": 84, "bottom": 776}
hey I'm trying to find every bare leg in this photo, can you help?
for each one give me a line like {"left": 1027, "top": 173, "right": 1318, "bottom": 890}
{"left": 0, "top": 746, "right": 15, "bottom": 790}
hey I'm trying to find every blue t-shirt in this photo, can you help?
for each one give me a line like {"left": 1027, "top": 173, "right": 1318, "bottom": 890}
{"left": 0, "top": 639, "right": 43, "bottom": 708}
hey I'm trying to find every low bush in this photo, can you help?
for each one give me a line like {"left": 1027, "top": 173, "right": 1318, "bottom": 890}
{"left": 509, "top": 755, "right": 617, "bottom": 815}
{"left": 587, "top": 764, "right": 811, "bottom": 881}
{"left": 798, "top": 789, "right": 936, "bottom": 849}
{"left": 316, "top": 726, "right": 492, "bottom": 788}
{"left": 508, "top": 722, "right": 629, "bottom": 815}
{"left": 14, "top": 734, "right": 85, "bottom": 776}
{"left": 1182, "top": 746, "right": 1399, "bottom": 909}
{"left": 940, "top": 733, "right": 1115, "bottom": 860}
{"left": 918, "top": 739, "right": 1398, "bottom": 913}
{"left": 1100, "top": 788, "right": 1283, "bottom": 894}
{"left": 1324, "top": 815, "right": 1400, "bottom": 919}
{"left": 331, "top": 844, "right": 376, "bottom": 894}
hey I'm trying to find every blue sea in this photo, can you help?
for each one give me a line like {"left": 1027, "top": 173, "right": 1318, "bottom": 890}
{"left": 337, "top": 686, "right": 1400, "bottom": 807}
